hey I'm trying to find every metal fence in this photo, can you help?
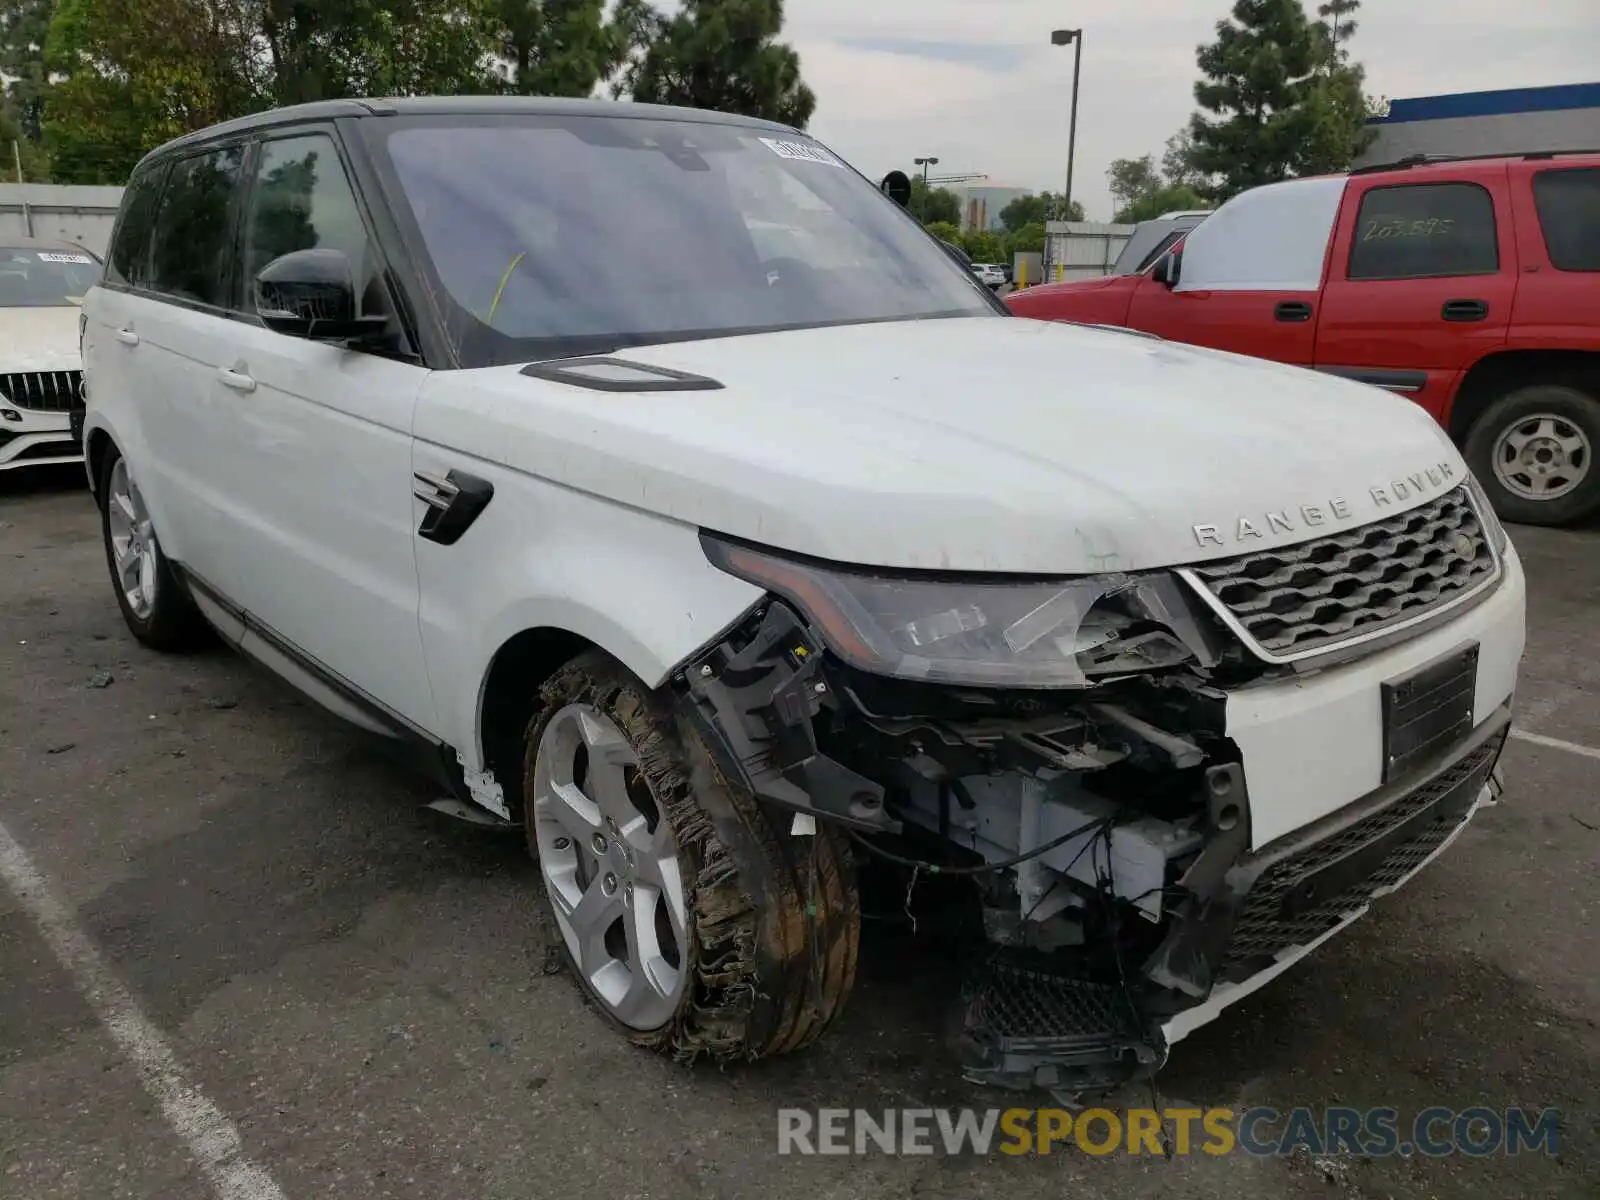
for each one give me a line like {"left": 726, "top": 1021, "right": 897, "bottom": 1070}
{"left": 0, "top": 184, "right": 125, "bottom": 258}
{"left": 1041, "top": 220, "right": 1135, "bottom": 283}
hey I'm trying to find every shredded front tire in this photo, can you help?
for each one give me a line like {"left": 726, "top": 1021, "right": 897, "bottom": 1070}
{"left": 522, "top": 651, "right": 859, "bottom": 1061}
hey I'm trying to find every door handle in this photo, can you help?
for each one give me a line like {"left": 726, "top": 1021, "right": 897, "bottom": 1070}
{"left": 115, "top": 327, "right": 140, "bottom": 346}
{"left": 216, "top": 367, "right": 257, "bottom": 393}
{"left": 1275, "top": 300, "right": 1314, "bottom": 323}
{"left": 1442, "top": 299, "right": 1488, "bottom": 322}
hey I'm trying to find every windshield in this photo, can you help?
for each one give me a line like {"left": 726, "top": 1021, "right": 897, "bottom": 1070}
{"left": 370, "top": 115, "right": 999, "bottom": 365}
{"left": 0, "top": 247, "right": 100, "bottom": 306}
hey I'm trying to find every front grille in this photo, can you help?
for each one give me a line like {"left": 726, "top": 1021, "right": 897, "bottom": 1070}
{"left": 0, "top": 370, "right": 83, "bottom": 413}
{"left": 1221, "top": 734, "right": 1502, "bottom": 978}
{"left": 1183, "top": 486, "right": 1498, "bottom": 661}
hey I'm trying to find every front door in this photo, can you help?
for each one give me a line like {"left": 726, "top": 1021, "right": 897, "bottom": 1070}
{"left": 1125, "top": 270, "right": 1321, "bottom": 366}
{"left": 200, "top": 128, "right": 438, "bottom": 732}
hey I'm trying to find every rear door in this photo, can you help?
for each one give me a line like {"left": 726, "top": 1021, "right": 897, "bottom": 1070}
{"left": 116, "top": 143, "right": 251, "bottom": 576}
{"left": 1506, "top": 161, "right": 1600, "bottom": 349}
{"left": 1314, "top": 166, "right": 1517, "bottom": 422}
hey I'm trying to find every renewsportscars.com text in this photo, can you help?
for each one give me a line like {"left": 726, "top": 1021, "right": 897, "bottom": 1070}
{"left": 776, "top": 1106, "right": 1561, "bottom": 1158}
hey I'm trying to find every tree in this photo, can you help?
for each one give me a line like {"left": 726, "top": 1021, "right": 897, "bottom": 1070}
{"left": 1185, "top": 0, "right": 1374, "bottom": 202}
{"left": 1160, "top": 128, "right": 1204, "bottom": 190}
{"left": 909, "top": 175, "right": 960, "bottom": 226}
{"left": 0, "top": 0, "right": 54, "bottom": 145}
{"left": 1003, "top": 221, "right": 1046, "bottom": 260}
{"left": 1294, "top": 0, "right": 1375, "bottom": 175}
{"left": 622, "top": 0, "right": 814, "bottom": 128}
{"left": 959, "top": 228, "right": 1005, "bottom": 263}
{"left": 997, "top": 191, "right": 1082, "bottom": 231}
{"left": 1186, "top": 0, "right": 1323, "bottom": 202}
{"left": 41, "top": 0, "right": 501, "bottom": 184}
{"left": 923, "top": 220, "right": 960, "bottom": 246}
{"left": 493, "top": 0, "right": 643, "bottom": 95}
{"left": 1117, "top": 184, "right": 1208, "bottom": 224}
{"left": 1107, "top": 154, "right": 1161, "bottom": 217}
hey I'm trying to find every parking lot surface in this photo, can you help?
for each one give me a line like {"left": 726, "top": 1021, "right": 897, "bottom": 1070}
{"left": 1, "top": 467, "right": 1596, "bottom": 1200}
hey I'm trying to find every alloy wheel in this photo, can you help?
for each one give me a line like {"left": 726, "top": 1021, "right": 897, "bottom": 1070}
{"left": 531, "top": 704, "right": 690, "bottom": 1030}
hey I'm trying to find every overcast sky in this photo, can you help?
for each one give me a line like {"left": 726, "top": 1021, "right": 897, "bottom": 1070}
{"left": 778, "top": 0, "right": 1600, "bottom": 219}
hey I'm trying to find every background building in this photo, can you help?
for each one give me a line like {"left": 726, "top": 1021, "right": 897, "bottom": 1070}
{"left": 1358, "top": 82, "right": 1600, "bottom": 166}
{"left": 947, "top": 184, "right": 1033, "bottom": 233}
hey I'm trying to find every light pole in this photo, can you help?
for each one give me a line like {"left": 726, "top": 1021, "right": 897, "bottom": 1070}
{"left": 914, "top": 156, "right": 939, "bottom": 221}
{"left": 1050, "top": 29, "right": 1083, "bottom": 222}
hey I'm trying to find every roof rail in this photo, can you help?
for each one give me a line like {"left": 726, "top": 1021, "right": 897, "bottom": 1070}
{"left": 1350, "top": 148, "right": 1600, "bottom": 174}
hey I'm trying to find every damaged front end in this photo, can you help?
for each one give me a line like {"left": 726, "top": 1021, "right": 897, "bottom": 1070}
{"left": 678, "top": 531, "right": 1509, "bottom": 1102}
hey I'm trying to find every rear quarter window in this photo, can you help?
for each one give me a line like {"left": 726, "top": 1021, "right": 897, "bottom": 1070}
{"left": 106, "top": 163, "right": 168, "bottom": 288}
{"left": 1347, "top": 182, "right": 1499, "bottom": 280}
{"left": 1531, "top": 168, "right": 1600, "bottom": 272}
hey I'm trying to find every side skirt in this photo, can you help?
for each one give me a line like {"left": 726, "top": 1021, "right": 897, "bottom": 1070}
{"left": 172, "top": 564, "right": 488, "bottom": 810}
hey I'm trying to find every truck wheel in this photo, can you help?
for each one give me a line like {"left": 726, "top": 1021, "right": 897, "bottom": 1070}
{"left": 1463, "top": 384, "right": 1600, "bottom": 527}
{"left": 522, "top": 651, "right": 859, "bottom": 1061}
{"left": 98, "top": 444, "right": 208, "bottom": 651}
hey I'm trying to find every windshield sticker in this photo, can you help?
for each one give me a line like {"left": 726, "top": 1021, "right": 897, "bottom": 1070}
{"left": 37, "top": 252, "right": 94, "bottom": 264}
{"left": 759, "top": 137, "right": 843, "bottom": 168}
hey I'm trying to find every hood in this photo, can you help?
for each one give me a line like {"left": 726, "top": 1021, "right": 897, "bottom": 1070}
{"left": 1016, "top": 276, "right": 1123, "bottom": 297}
{"left": 0, "top": 306, "right": 83, "bottom": 370}
{"left": 417, "top": 316, "right": 1468, "bottom": 575}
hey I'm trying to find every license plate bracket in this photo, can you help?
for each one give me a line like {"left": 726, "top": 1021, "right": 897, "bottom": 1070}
{"left": 1381, "top": 642, "right": 1479, "bottom": 782}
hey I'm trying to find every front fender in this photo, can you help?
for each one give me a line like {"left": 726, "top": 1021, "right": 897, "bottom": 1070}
{"left": 411, "top": 453, "right": 766, "bottom": 770}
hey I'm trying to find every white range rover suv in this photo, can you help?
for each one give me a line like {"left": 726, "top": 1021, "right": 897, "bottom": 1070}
{"left": 81, "top": 97, "right": 1526, "bottom": 1100}
{"left": 0, "top": 238, "right": 100, "bottom": 472}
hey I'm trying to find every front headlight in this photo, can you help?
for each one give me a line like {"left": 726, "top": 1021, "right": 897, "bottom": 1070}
{"left": 701, "top": 535, "right": 1220, "bottom": 689}
{"left": 1465, "top": 471, "right": 1510, "bottom": 555}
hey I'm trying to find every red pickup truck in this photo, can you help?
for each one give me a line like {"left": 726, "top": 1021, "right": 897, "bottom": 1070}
{"left": 1007, "top": 153, "right": 1600, "bottom": 526}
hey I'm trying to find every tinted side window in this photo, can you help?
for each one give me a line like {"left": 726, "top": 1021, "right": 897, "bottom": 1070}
{"left": 148, "top": 145, "right": 246, "bottom": 307}
{"left": 241, "top": 133, "right": 380, "bottom": 310}
{"left": 1532, "top": 168, "right": 1600, "bottom": 272}
{"left": 1348, "top": 183, "right": 1499, "bottom": 280}
{"left": 107, "top": 163, "right": 167, "bottom": 287}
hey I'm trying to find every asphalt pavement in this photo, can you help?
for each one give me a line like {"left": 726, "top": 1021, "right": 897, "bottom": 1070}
{"left": 1, "top": 465, "right": 1596, "bottom": 1200}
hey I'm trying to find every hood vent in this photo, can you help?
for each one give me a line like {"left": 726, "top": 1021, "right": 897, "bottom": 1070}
{"left": 520, "top": 356, "right": 723, "bottom": 393}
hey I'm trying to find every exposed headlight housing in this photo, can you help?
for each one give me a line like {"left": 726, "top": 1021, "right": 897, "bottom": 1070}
{"left": 701, "top": 534, "right": 1222, "bottom": 689}
{"left": 1465, "top": 471, "right": 1510, "bottom": 555}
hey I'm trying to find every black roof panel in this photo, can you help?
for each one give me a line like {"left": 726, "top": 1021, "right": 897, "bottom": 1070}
{"left": 134, "top": 96, "right": 801, "bottom": 174}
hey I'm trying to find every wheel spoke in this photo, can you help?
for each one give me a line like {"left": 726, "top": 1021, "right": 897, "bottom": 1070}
{"left": 563, "top": 875, "right": 624, "bottom": 967}
{"left": 577, "top": 708, "right": 633, "bottom": 766}
{"left": 1501, "top": 426, "right": 1532, "bottom": 456}
{"left": 1556, "top": 431, "right": 1589, "bottom": 462}
{"left": 113, "top": 490, "right": 137, "bottom": 523}
{"left": 537, "top": 779, "right": 602, "bottom": 841}
{"left": 114, "top": 539, "right": 138, "bottom": 573}
{"left": 617, "top": 888, "right": 682, "bottom": 1022}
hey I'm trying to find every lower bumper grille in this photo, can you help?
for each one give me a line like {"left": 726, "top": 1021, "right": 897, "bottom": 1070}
{"left": 1220, "top": 730, "right": 1504, "bottom": 979}
{"left": 0, "top": 370, "right": 83, "bottom": 413}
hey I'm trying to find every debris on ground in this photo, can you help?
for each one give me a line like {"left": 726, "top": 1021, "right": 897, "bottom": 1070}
{"left": 87, "top": 670, "right": 114, "bottom": 689}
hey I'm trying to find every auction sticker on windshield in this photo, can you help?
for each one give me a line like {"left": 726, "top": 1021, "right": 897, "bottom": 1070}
{"left": 37, "top": 252, "right": 94, "bottom": 264}
{"left": 759, "top": 137, "right": 843, "bottom": 167}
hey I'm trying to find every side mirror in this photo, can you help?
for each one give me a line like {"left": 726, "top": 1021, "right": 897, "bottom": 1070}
{"left": 1150, "top": 246, "right": 1183, "bottom": 289}
{"left": 254, "top": 248, "right": 387, "bottom": 342}
{"left": 880, "top": 170, "right": 913, "bottom": 209}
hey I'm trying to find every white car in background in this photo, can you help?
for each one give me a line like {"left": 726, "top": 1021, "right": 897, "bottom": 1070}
{"left": 971, "top": 261, "right": 1007, "bottom": 288}
{"left": 0, "top": 238, "right": 99, "bottom": 472}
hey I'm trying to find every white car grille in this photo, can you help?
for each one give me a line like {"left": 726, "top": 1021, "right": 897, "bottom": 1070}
{"left": 0, "top": 370, "right": 84, "bottom": 413}
{"left": 1180, "top": 486, "right": 1499, "bottom": 662}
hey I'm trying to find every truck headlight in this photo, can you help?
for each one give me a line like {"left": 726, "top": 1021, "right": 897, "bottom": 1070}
{"left": 701, "top": 534, "right": 1220, "bottom": 688}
